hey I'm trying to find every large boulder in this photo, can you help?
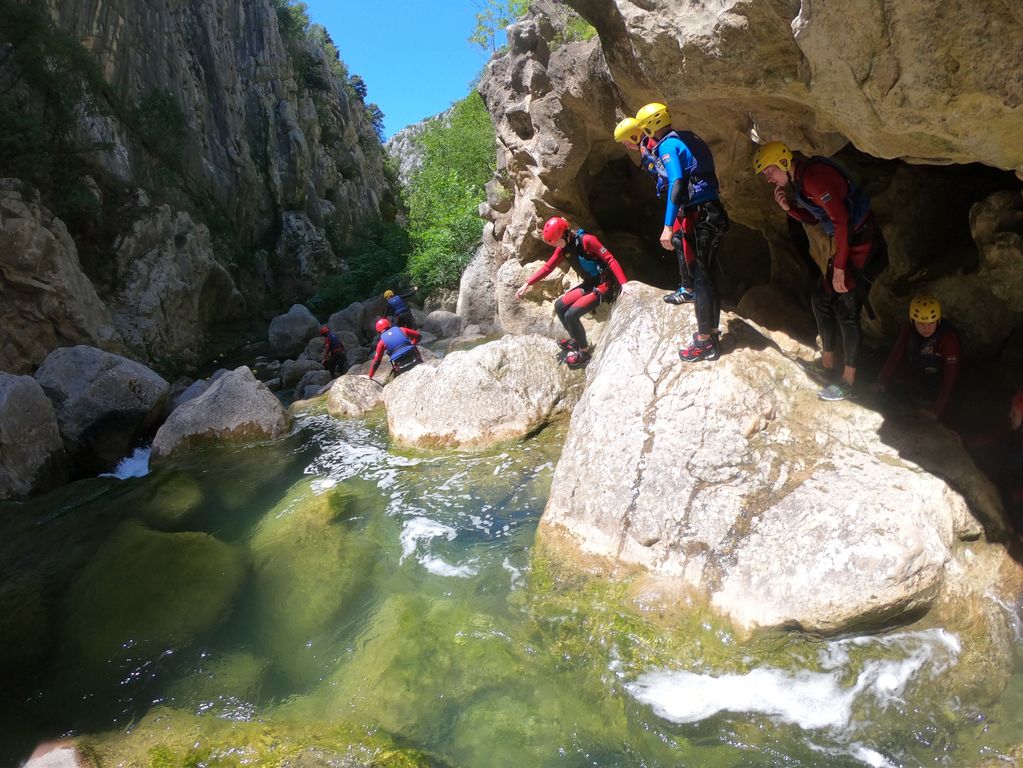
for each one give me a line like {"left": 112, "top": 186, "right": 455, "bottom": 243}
{"left": 108, "top": 205, "right": 246, "bottom": 369}
{"left": 34, "top": 346, "right": 169, "bottom": 474}
{"left": 0, "top": 181, "right": 123, "bottom": 374}
{"left": 150, "top": 367, "right": 292, "bottom": 459}
{"left": 326, "top": 375, "right": 385, "bottom": 418}
{"left": 383, "top": 335, "right": 583, "bottom": 449}
{"left": 327, "top": 302, "right": 367, "bottom": 341}
{"left": 294, "top": 369, "right": 332, "bottom": 399}
{"left": 422, "top": 310, "right": 463, "bottom": 339}
{"left": 268, "top": 304, "right": 320, "bottom": 358}
{"left": 538, "top": 284, "right": 1013, "bottom": 636}
{"left": 0, "top": 374, "right": 68, "bottom": 499}
{"left": 281, "top": 358, "right": 325, "bottom": 387}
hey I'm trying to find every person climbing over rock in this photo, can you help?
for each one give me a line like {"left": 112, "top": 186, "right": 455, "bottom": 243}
{"left": 367, "top": 318, "right": 422, "bottom": 380}
{"left": 614, "top": 116, "right": 693, "bottom": 305}
{"left": 319, "top": 325, "right": 348, "bottom": 378}
{"left": 514, "top": 216, "right": 633, "bottom": 369}
{"left": 384, "top": 287, "right": 418, "bottom": 330}
{"left": 638, "top": 102, "right": 729, "bottom": 361}
{"left": 753, "top": 140, "right": 888, "bottom": 401}
{"left": 870, "top": 295, "right": 960, "bottom": 420}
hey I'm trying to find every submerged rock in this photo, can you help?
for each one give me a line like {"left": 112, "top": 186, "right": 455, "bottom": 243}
{"left": 150, "top": 367, "right": 292, "bottom": 459}
{"left": 383, "top": 334, "right": 582, "bottom": 449}
{"left": 539, "top": 284, "right": 1016, "bottom": 637}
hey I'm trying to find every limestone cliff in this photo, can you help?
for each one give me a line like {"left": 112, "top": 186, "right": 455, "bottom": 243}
{"left": 0, "top": 0, "right": 396, "bottom": 373}
{"left": 475, "top": 1, "right": 1023, "bottom": 363}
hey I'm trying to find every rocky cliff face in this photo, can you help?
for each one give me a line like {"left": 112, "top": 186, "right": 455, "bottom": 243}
{"left": 0, "top": 0, "right": 395, "bottom": 373}
{"left": 475, "top": 1, "right": 1023, "bottom": 362}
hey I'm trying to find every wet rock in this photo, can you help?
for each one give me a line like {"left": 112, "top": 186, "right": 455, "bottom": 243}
{"left": 384, "top": 335, "right": 582, "bottom": 449}
{"left": 0, "top": 373, "right": 68, "bottom": 499}
{"left": 294, "top": 369, "right": 332, "bottom": 399}
{"left": 34, "top": 346, "right": 169, "bottom": 474}
{"left": 326, "top": 375, "right": 385, "bottom": 418}
{"left": 150, "top": 367, "right": 292, "bottom": 459}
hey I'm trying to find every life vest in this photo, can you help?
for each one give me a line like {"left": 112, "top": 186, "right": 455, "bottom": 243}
{"left": 654, "top": 129, "right": 720, "bottom": 205}
{"left": 793, "top": 156, "right": 871, "bottom": 237}
{"left": 564, "top": 230, "right": 607, "bottom": 282}
{"left": 381, "top": 326, "right": 415, "bottom": 360}
{"left": 908, "top": 321, "right": 955, "bottom": 374}
{"left": 387, "top": 294, "right": 411, "bottom": 317}
{"left": 324, "top": 332, "right": 344, "bottom": 354}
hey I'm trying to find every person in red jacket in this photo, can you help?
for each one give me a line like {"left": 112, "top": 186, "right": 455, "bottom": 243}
{"left": 870, "top": 296, "right": 960, "bottom": 419}
{"left": 514, "top": 216, "right": 633, "bottom": 368}
{"left": 753, "top": 141, "right": 888, "bottom": 401}
{"left": 367, "top": 318, "right": 422, "bottom": 380}
{"left": 319, "top": 326, "right": 348, "bottom": 377}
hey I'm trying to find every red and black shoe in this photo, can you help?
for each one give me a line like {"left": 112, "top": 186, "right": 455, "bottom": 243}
{"left": 557, "top": 338, "right": 580, "bottom": 352}
{"left": 565, "top": 348, "right": 591, "bottom": 368}
{"left": 678, "top": 334, "right": 720, "bottom": 362}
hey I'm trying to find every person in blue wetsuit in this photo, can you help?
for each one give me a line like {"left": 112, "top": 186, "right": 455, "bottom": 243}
{"left": 383, "top": 287, "right": 418, "bottom": 330}
{"left": 368, "top": 318, "right": 422, "bottom": 379}
{"left": 636, "top": 102, "right": 730, "bottom": 362}
{"left": 614, "top": 116, "right": 694, "bottom": 305}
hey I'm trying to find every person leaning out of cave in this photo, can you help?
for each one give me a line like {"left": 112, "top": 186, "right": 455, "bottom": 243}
{"left": 638, "top": 102, "right": 729, "bottom": 361}
{"left": 614, "top": 115, "right": 694, "bottom": 305}
{"left": 752, "top": 140, "right": 888, "bottom": 401}
{"left": 869, "top": 295, "right": 960, "bottom": 421}
{"left": 514, "top": 215, "right": 634, "bottom": 369}
{"left": 383, "top": 286, "right": 418, "bottom": 330}
{"left": 367, "top": 318, "right": 422, "bottom": 380}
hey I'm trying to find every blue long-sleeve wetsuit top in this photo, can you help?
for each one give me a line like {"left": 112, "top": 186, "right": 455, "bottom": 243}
{"left": 655, "top": 130, "right": 720, "bottom": 226}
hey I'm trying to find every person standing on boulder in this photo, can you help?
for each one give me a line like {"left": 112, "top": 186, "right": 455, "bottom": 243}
{"left": 753, "top": 141, "right": 888, "bottom": 401}
{"left": 367, "top": 318, "right": 422, "bottom": 380}
{"left": 514, "top": 216, "right": 633, "bottom": 369}
{"left": 319, "top": 326, "right": 348, "bottom": 378}
{"left": 384, "top": 287, "right": 418, "bottom": 330}
{"left": 614, "top": 116, "right": 694, "bottom": 305}
{"left": 637, "top": 102, "right": 729, "bottom": 362}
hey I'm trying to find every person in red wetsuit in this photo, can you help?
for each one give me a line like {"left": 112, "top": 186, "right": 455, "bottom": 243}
{"left": 871, "top": 296, "right": 960, "bottom": 419}
{"left": 753, "top": 141, "right": 888, "bottom": 401}
{"left": 514, "top": 216, "right": 633, "bottom": 368}
{"left": 367, "top": 318, "right": 422, "bottom": 380}
{"left": 319, "top": 325, "right": 348, "bottom": 377}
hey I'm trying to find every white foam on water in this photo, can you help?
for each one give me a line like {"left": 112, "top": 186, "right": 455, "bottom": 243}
{"left": 398, "top": 516, "right": 477, "bottom": 577}
{"left": 625, "top": 628, "right": 961, "bottom": 732}
{"left": 99, "top": 447, "right": 151, "bottom": 479}
{"left": 419, "top": 556, "right": 478, "bottom": 578}
{"left": 849, "top": 744, "right": 899, "bottom": 768}
{"left": 503, "top": 557, "right": 523, "bottom": 589}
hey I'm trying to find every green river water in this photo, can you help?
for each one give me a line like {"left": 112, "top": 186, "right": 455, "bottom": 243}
{"left": 1, "top": 408, "right": 1021, "bottom": 767}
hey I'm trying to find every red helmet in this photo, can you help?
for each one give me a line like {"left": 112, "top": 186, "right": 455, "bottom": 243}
{"left": 320, "top": 325, "right": 330, "bottom": 336}
{"left": 542, "top": 216, "right": 570, "bottom": 245}
{"left": 375, "top": 318, "right": 391, "bottom": 333}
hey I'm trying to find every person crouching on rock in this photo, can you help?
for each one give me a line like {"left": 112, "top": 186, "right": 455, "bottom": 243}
{"left": 367, "top": 318, "right": 422, "bottom": 380}
{"left": 320, "top": 325, "right": 348, "bottom": 378}
{"left": 383, "top": 287, "right": 418, "bottom": 330}
{"left": 514, "top": 215, "right": 633, "bottom": 369}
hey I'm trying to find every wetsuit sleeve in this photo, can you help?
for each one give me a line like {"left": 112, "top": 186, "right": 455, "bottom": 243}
{"left": 659, "top": 139, "right": 686, "bottom": 227}
{"left": 800, "top": 163, "right": 854, "bottom": 269}
{"left": 877, "top": 325, "right": 911, "bottom": 387}
{"left": 932, "top": 329, "right": 961, "bottom": 417}
{"left": 785, "top": 206, "right": 818, "bottom": 226}
{"left": 404, "top": 328, "right": 422, "bottom": 344}
{"left": 582, "top": 234, "right": 628, "bottom": 285}
{"left": 321, "top": 338, "right": 330, "bottom": 363}
{"left": 525, "top": 248, "right": 564, "bottom": 286}
{"left": 368, "top": 340, "right": 385, "bottom": 378}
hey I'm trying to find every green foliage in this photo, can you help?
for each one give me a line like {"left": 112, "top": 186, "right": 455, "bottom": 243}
{"left": 273, "top": 0, "right": 311, "bottom": 40}
{"left": 468, "top": 0, "right": 529, "bottom": 53}
{"left": 560, "top": 14, "right": 598, "bottom": 43}
{"left": 311, "top": 218, "right": 410, "bottom": 314}
{"left": 366, "top": 102, "right": 385, "bottom": 141}
{"left": 129, "top": 88, "right": 188, "bottom": 158}
{"left": 404, "top": 92, "right": 495, "bottom": 294}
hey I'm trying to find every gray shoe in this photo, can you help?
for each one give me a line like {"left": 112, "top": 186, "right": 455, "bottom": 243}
{"left": 817, "top": 383, "right": 851, "bottom": 401}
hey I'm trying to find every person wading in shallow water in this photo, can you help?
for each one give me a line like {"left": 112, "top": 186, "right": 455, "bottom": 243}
{"left": 753, "top": 140, "right": 888, "bottom": 401}
{"left": 514, "top": 216, "right": 633, "bottom": 369}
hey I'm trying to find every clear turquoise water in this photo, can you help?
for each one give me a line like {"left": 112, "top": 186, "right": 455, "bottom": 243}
{"left": 0, "top": 409, "right": 1020, "bottom": 767}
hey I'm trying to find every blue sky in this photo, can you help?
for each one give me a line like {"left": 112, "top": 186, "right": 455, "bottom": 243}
{"left": 304, "top": 1, "right": 494, "bottom": 139}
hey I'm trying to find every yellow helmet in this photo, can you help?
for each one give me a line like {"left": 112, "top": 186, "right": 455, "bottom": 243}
{"left": 383, "top": 290, "right": 395, "bottom": 299}
{"left": 636, "top": 102, "right": 671, "bottom": 137}
{"left": 614, "top": 117, "right": 643, "bottom": 145}
{"left": 909, "top": 295, "right": 941, "bottom": 323}
{"left": 752, "top": 141, "right": 794, "bottom": 174}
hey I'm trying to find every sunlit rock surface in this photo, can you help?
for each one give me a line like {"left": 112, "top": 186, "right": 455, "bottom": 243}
{"left": 539, "top": 284, "right": 1013, "bottom": 635}
{"left": 150, "top": 366, "right": 292, "bottom": 459}
{"left": 326, "top": 374, "right": 385, "bottom": 418}
{"left": 383, "top": 335, "right": 583, "bottom": 449}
